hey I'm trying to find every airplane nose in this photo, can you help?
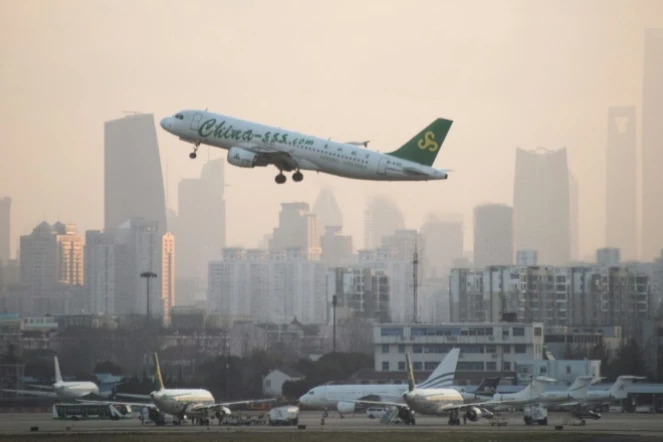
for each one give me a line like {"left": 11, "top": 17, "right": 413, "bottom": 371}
{"left": 160, "top": 117, "right": 169, "bottom": 130}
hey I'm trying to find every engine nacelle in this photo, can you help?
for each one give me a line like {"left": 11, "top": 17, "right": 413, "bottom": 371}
{"left": 465, "top": 406, "right": 482, "bottom": 422}
{"left": 227, "top": 147, "right": 260, "bottom": 168}
{"left": 337, "top": 401, "right": 356, "bottom": 414}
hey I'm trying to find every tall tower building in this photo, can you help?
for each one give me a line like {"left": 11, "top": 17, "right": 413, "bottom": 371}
{"left": 84, "top": 230, "right": 116, "bottom": 315}
{"left": 104, "top": 113, "right": 167, "bottom": 233}
{"left": 569, "top": 172, "right": 579, "bottom": 261}
{"left": 606, "top": 106, "right": 637, "bottom": 260}
{"left": 365, "top": 196, "right": 405, "bottom": 249}
{"left": 269, "top": 203, "right": 321, "bottom": 259}
{"left": 421, "top": 216, "right": 463, "bottom": 278}
{"left": 114, "top": 218, "right": 162, "bottom": 317}
{"left": 176, "top": 159, "right": 226, "bottom": 281}
{"left": 473, "top": 204, "right": 513, "bottom": 267}
{"left": 161, "top": 233, "right": 175, "bottom": 325}
{"left": 0, "top": 197, "right": 10, "bottom": 263}
{"left": 312, "top": 189, "right": 343, "bottom": 228}
{"left": 514, "top": 148, "right": 570, "bottom": 265}
{"left": 642, "top": 28, "right": 663, "bottom": 260}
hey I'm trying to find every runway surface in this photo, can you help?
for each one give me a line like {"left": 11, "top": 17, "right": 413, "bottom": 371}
{"left": 1, "top": 411, "right": 663, "bottom": 440}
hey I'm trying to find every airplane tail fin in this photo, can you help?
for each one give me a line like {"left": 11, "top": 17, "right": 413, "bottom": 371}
{"left": 405, "top": 353, "right": 416, "bottom": 392}
{"left": 386, "top": 118, "right": 453, "bottom": 167}
{"left": 475, "top": 377, "right": 500, "bottom": 396}
{"left": 416, "top": 348, "right": 460, "bottom": 389}
{"left": 519, "top": 376, "right": 556, "bottom": 400}
{"left": 566, "top": 376, "right": 594, "bottom": 395}
{"left": 153, "top": 353, "right": 165, "bottom": 391}
{"left": 608, "top": 375, "right": 643, "bottom": 398}
{"left": 54, "top": 357, "right": 63, "bottom": 384}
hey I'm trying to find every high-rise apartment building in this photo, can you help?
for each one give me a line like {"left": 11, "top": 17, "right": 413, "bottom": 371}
{"left": 84, "top": 230, "right": 116, "bottom": 315}
{"left": 514, "top": 148, "right": 570, "bottom": 265}
{"left": 606, "top": 106, "right": 637, "bottom": 260}
{"left": 175, "top": 159, "right": 226, "bottom": 281}
{"left": 161, "top": 233, "right": 176, "bottom": 325}
{"left": 0, "top": 197, "right": 11, "bottom": 263}
{"left": 104, "top": 113, "right": 167, "bottom": 233}
{"left": 642, "top": 28, "right": 663, "bottom": 260}
{"left": 473, "top": 204, "right": 513, "bottom": 267}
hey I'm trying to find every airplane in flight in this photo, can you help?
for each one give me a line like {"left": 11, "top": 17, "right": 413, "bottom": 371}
{"left": 349, "top": 352, "right": 556, "bottom": 426}
{"left": 160, "top": 110, "right": 453, "bottom": 184}
{"left": 2, "top": 356, "right": 105, "bottom": 401}
{"left": 112, "top": 353, "right": 273, "bottom": 425}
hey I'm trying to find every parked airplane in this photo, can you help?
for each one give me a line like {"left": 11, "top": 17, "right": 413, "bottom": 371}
{"left": 350, "top": 353, "right": 556, "bottom": 425}
{"left": 534, "top": 375, "right": 594, "bottom": 408}
{"left": 2, "top": 356, "right": 102, "bottom": 400}
{"left": 111, "top": 353, "right": 273, "bottom": 425}
{"left": 298, "top": 348, "right": 461, "bottom": 415}
{"left": 160, "top": 110, "right": 453, "bottom": 184}
{"left": 558, "top": 375, "right": 645, "bottom": 415}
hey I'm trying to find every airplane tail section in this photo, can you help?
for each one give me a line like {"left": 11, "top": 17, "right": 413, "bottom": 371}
{"left": 405, "top": 353, "right": 416, "bottom": 392}
{"left": 608, "top": 375, "right": 642, "bottom": 399}
{"left": 566, "top": 376, "right": 594, "bottom": 396}
{"left": 475, "top": 377, "right": 500, "bottom": 396}
{"left": 416, "top": 348, "right": 460, "bottom": 389}
{"left": 153, "top": 353, "right": 165, "bottom": 391}
{"left": 54, "top": 357, "right": 63, "bottom": 384}
{"left": 386, "top": 118, "right": 453, "bottom": 167}
{"left": 518, "top": 376, "right": 556, "bottom": 400}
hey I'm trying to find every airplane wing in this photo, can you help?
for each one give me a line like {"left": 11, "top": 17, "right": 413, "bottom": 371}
{"left": 1, "top": 389, "right": 57, "bottom": 398}
{"left": 238, "top": 146, "right": 301, "bottom": 172}
{"left": 114, "top": 393, "right": 151, "bottom": 400}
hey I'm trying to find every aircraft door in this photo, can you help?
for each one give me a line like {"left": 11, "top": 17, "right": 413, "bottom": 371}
{"left": 377, "top": 157, "right": 388, "bottom": 175}
{"left": 190, "top": 113, "right": 203, "bottom": 131}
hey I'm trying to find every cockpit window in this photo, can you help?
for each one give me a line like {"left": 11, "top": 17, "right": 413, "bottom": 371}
{"left": 174, "top": 113, "right": 184, "bottom": 120}
{"left": 308, "top": 391, "right": 315, "bottom": 395}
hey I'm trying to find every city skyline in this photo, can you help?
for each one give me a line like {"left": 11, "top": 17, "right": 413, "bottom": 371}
{"left": 1, "top": 1, "right": 662, "bottom": 261}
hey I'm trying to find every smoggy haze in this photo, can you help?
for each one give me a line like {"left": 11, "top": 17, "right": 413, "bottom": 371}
{"left": 1, "top": 0, "right": 661, "bottom": 259}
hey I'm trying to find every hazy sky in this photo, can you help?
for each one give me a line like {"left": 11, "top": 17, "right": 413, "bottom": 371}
{"left": 1, "top": 0, "right": 661, "bottom": 259}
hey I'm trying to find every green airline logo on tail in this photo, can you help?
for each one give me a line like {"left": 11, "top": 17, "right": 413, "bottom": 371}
{"left": 387, "top": 118, "right": 453, "bottom": 167}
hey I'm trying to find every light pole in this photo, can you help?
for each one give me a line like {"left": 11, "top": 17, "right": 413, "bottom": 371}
{"left": 141, "top": 271, "right": 158, "bottom": 329}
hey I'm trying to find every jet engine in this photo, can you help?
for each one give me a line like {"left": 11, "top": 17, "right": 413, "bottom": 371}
{"left": 464, "top": 406, "right": 483, "bottom": 422}
{"left": 227, "top": 147, "right": 265, "bottom": 168}
{"left": 336, "top": 401, "right": 356, "bottom": 414}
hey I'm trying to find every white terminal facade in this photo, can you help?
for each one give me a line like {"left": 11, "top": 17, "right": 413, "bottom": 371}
{"left": 373, "top": 322, "right": 544, "bottom": 374}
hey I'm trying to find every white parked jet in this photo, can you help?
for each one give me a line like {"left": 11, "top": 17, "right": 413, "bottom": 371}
{"left": 2, "top": 357, "right": 101, "bottom": 401}
{"left": 558, "top": 375, "right": 645, "bottom": 411}
{"left": 351, "top": 352, "right": 556, "bottom": 426}
{"left": 160, "top": 110, "right": 453, "bottom": 184}
{"left": 298, "top": 348, "right": 461, "bottom": 415}
{"left": 113, "top": 353, "right": 273, "bottom": 425}
{"left": 534, "top": 375, "right": 595, "bottom": 408}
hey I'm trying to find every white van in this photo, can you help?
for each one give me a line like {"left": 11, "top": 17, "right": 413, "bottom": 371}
{"left": 366, "top": 407, "right": 387, "bottom": 419}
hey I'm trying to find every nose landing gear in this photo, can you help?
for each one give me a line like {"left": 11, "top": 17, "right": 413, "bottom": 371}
{"left": 189, "top": 142, "right": 200, "bottom": 159}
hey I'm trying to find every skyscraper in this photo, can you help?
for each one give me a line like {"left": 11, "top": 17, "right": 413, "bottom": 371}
{"left": 606, "top": 106, "right": 637, "bottom": 260}
{"left": 312, "top": 189, "right": 343, "bottom": 228}
{"left": 269, "top": 202, "right": 321, "bottom": 259}
{"left": 104, "top": 113, "right": 167, "bottom": 233}
{"left": 514, "top": 148, "right": 570, "bottom": 265}
{"left": 364, "top": 196, "right": 406, "bottom": 249}
{"left": 0, "top": 197, "right": 10, "bottom": 263}
{"left": 569, "top": 172, "right": 579, "bottom": 261}
{"left": 642, "top": 28, "right": 663, "bottom": 260}
{"left": 473, "top": 204, "right": 513, "bottom": 268}
{"left": 176, "top": 159, "right": 226, "bottom": 280}
{"left": 421, "top": 216, "right": 463, "bottom": 278}
{"left": 84, "top": 230, "right": 116, "bottom": 315}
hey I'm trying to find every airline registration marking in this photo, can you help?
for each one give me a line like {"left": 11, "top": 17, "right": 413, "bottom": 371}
{"left": 199, "top": 118, "right": 314, "bottom": 147}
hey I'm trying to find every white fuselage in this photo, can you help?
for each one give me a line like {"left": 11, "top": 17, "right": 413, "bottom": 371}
{"left": 53, "top": 382, "right": 99, "bottom": 400}
{"left": 160, "top": 110, "right": 450, "bottom": 182}
{"left": 150, "top": 389, "right": 215, "bottom": 416}
{"left": 403, "top": 388, "right": 465, "bottom": 417}
{"left": 298, "top": 384, "right": 485, "bottom": 410}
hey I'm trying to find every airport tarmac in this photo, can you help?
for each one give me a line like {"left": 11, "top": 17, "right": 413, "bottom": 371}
{"left": 1, "top": 411, "right": 662, "bottom": 439}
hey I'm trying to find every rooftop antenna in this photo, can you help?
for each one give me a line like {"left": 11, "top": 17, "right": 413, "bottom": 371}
{"left": 413, "top": 239, "right": 419, "bottom": 323}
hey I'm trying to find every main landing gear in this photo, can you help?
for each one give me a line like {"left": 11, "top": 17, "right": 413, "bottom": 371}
{"left": 189, "top": 142, "right": 200, "bottom": 159}
{"left": 274, "top": 170, "right": 303, "bottom": 184}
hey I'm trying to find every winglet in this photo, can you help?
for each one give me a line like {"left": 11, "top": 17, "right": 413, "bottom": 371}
{"left": 154, "top": 353, "right": 165, "bottom": 391}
